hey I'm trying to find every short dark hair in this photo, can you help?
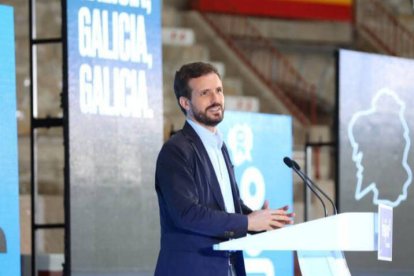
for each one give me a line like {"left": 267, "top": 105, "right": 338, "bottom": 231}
{"left": 173, "top": 62, "right": 221, "bottom": 114}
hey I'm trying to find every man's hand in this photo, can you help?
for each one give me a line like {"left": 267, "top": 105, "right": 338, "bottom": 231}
{"left": 247, "top": 201, "right": 295, "bottom": 232}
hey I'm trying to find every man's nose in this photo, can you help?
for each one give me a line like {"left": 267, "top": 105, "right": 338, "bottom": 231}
{"left": 210, "top": 91, "right": 221, "bottom": 103}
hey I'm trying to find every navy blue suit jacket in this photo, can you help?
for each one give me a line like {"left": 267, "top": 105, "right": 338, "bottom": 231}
{"left": 155, "top": 122, "right": 252, "bottom": 276}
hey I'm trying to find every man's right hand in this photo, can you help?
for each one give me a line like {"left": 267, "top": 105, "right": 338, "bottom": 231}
{"left": 247, "top": 203, "right": 294, "bottom": 232}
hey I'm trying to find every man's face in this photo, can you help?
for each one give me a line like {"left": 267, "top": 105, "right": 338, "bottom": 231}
{"left": 181, "top": 72, "right": 224, "bottom": 130}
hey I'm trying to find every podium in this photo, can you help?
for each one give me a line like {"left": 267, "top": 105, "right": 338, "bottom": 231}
{"left": 214, "top": 213, "right": 378, "bottom": 276}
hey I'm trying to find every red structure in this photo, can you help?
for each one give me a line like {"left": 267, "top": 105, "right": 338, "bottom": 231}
{"left": 192, "top": 0, "right": 353, "bottom": 22}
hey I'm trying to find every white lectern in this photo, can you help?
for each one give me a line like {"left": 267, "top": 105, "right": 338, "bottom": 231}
{"left": 214, "top": 213, "right": 378, "bottom": 276}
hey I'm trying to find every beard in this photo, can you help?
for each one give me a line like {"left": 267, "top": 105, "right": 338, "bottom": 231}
{"left": 190, "top": 102, "right": 224, "bottom": 127}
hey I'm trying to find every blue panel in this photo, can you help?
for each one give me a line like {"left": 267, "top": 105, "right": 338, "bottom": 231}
{"left": 0, "top": 4, "right": 21, "bottom": 276}
{"left": 67, "top": 0, "right": 163, "bottom": 273}
{"left": 219, "top": 111, "right": 293, "bottom": 276}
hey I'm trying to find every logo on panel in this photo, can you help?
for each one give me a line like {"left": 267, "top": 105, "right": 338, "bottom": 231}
{"left": 348, "top": 88, "right": 412, "bottom": 207}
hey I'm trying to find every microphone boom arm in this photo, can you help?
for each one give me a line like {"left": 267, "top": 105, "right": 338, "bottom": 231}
{"left": 293, "top": 166, "right": 328, "bottom": 217}
{"left": 283, "top": 156, "right": 329, "bottom": 217}
{"left": 295, "top": 165, "right": 338, "bottom": 215}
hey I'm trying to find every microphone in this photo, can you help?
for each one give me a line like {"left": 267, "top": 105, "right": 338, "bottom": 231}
{"left": 283, "top": 157, "right": 328, "bottom": 217}
{"left": 290, "top": 158, "right": 338, "bottom": 215}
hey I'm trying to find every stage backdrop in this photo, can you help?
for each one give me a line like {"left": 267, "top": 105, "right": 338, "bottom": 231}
{"left": 0, "top": 4, "right": 21, "bottom": 275}
{"left": 339, "top": 49, "right": 414, "bottom": 275}
{"left": 66, "top": 0, "right": 162, "bottom": 274}
{"left": 220, "top": 111, "right": 293, "bottom": 276}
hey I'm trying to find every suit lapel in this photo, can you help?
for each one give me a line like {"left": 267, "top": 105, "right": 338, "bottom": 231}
{"left": 182, "top": 122, "right": 226, "bottom": 211}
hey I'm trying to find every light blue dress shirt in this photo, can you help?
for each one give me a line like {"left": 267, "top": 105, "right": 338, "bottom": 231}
{"left": 187, "top": 119, "right": 235, "bottom": 213}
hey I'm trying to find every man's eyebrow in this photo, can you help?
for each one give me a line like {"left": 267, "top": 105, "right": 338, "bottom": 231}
{"left": 199, "top": 88, "right": 211, "bottom": 93}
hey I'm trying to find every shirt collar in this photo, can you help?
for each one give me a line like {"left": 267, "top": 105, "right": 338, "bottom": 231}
{"left": 187, "top": 119, "right": 223, "bottom": 149}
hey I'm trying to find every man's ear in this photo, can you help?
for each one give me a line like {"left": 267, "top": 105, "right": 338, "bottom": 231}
{"left": 179, "top": 97, "right": 190, "bottom": 112}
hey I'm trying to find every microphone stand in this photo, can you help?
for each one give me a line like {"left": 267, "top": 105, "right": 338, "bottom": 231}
{"left": 284, "top": 157, "right": 328, "bottom": 217}
{"left": 292, "top": 165, "right": 328, "bottom": 217}
{"left": 292, "top": 160, "right": 338, "bottom": 215}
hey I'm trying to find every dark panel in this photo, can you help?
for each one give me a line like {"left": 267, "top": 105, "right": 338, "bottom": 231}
{"left": 339, "top": 49, "right": 414, "bottom": 275}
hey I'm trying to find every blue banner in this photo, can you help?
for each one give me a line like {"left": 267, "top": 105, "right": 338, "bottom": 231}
{"left": 67, "top": 0, "right": 162, "bottom": 119}
{"left": 219, "top": 111, "right": 293, "bottom": 276}
{"left": 67, "top": 0, "right": 163, "bottom": 273}
{"left": 0, "top": 4, "right": 21, "bottom": 275}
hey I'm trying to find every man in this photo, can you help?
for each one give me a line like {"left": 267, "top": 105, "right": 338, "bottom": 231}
{"left": 155, "top": 62, "right": 294, "bottom": 276}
